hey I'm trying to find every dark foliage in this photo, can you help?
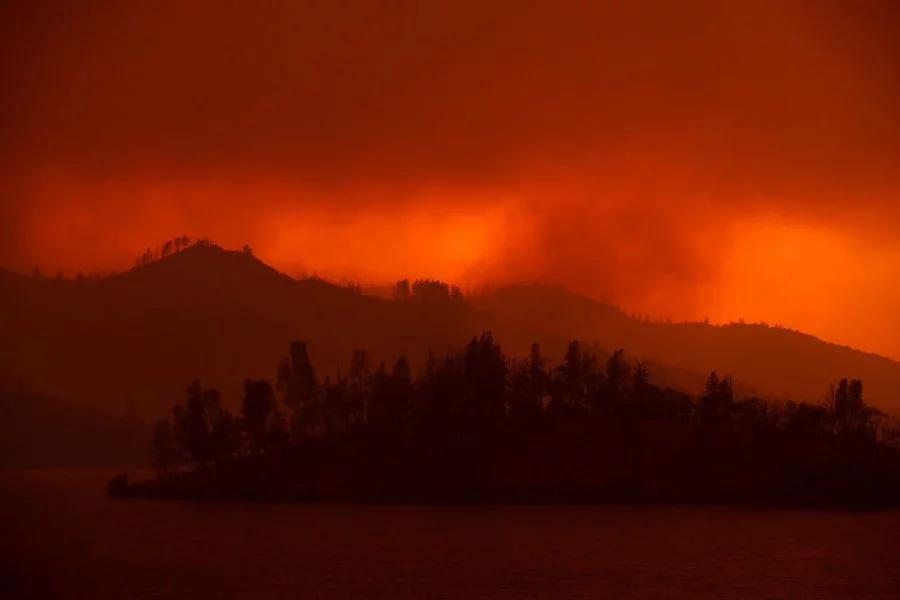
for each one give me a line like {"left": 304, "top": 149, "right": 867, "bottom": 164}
{"left": 130, "top": 335, "right": 900, "bottom": 508}
{"left": 7, "top": 245, "right": 900, "bottom": 422}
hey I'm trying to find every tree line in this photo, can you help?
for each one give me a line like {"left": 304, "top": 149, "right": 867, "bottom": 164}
{"left": 391, "top": 278, "right": 465, "bottom": 302}
{"left": 150, "top": 334, "right": 897, "bottom": 478}
{"left": 134, "top": 236, "right": 220, "bottom": 267}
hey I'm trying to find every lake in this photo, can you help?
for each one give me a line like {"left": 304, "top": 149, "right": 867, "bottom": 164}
{"left": 2, "top": 469, "right": 899, "bottom": 599}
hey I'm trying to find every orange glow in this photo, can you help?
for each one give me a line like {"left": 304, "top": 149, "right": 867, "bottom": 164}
{"left": 9, "top": 173, "right": 900, "bottom": 361}
{"left": 262, "top": 190, "right": 521, "bottom": 284}
{"left": 710, "top": 217, "right": 900, "bottom": 359}
{"left": 16, "top": 174, "right": 524, "bottom": 284}
{"left": 3, "top": 1, "right": 900, "bottom": 361}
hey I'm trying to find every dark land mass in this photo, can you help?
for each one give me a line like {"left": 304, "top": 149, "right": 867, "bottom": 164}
{"left": 4, "top": 240, "right": 900, "bottom": 502}
{"left": 110, "top": 426, "right": 900, "bottom": 511}
{"left": 2, "top": 242, "right": 900, "bottom": 420}
{"left": 108, "top": 329, "right": 900, "bottom": 510}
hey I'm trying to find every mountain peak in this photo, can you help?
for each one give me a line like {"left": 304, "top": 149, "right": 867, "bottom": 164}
{"left": 114, "top": 242, "right": 288, "bottom": 287}
{"left": 3, "top": 247, "right": 900, "bottom": 417}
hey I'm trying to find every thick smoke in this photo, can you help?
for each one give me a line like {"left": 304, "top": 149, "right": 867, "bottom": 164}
{"left": 1, "top": 0, "right": 899, "bottom": 356}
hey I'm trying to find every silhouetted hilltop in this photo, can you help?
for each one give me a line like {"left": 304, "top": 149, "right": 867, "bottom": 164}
{"left": 0, "top": 244, "right": 478, "bottom": 416}
{"left": 0, "top": 383, "right": 150, "bottom": 468}
{"left": 3, "top": 243, "right": 900, "bottom": 417}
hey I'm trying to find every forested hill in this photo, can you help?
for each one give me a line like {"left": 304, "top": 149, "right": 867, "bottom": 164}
{"left": 470, "top": 285, "right": 900, "bottom": 408}
{"left": 2, "top": 242, "right": 899, "bottom": 416}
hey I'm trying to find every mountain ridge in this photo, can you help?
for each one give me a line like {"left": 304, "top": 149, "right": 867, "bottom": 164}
{"left": 2, "top": 243, "right": 898, "bottom": 415}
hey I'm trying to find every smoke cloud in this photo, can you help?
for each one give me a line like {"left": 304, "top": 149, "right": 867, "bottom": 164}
{"left": 2, "top": 0, "right": 899, "bottom": 356}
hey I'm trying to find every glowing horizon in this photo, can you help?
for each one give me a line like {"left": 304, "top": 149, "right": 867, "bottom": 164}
{"left": 2, "top": 1, "right": 899, "bottom": 360}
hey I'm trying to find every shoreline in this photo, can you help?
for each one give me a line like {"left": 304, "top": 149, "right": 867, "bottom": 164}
{"left": 107, "top": 471, "right": 900, "bottom": 512}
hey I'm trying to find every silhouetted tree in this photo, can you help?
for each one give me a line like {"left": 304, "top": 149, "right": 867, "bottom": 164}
{"left": 392, "top": 279, "right": 410, "bottom": 300}
{"left": 388, "top": 355, "right": 415, "bottom": 425}
{"left": 699, "top": 371, "right": 735, "bottom": 424}
{"left": 419, "top": 349, "right": 465, "bottom": 425}
{"left": 346, "top": 349, "right": 372, "bottom": 426}
{"left": 462, "top": 332, "right": 507, "bottom": 426}
{"left": 277, "top": 342, "right": 319, "bottom": 436}
{"left": 734, "top": 396, "right": 771, "bottom": 429}
{"left": 833, "top": 378, "right": 864, "bottom": 431}
{"left": 830, "top": 378, "right": 881, "bottom": 438}
{"left": 141, "top": 334, "right": 900, "bottom": 509}
{"left": 633, "top": 362, "right": 650, "bottom": 395}
{"left": 529, "top": 343, "right": 548, "bottom": 395}
{"left": 242, "top": 244, "right": 253, "bottom": 255}
{"left": 606, "top": 349, "right": 631, "bottom": 400}
{"left": 787, "top": 402, "right": 829, "bottom": 439}
{"left": 509, "top": 343, "right": 548, "bottom": 419}
{"left": 322, "top": 375, "right": 349, "bottom": 433}
{"left": 172, "top": 380, "right": 212, "bottom": 465}
{"left": 412, "top": 279, "right": 451, "bottom": 301}
{"left": 557, "top": 340, "right": 585, "bottom": 409}
{"left": 202, "top": 388, "right": 238, "bottom": 465}
{"left": 241, "top": 379, "right": 277, "bottom": 453}
{"left": 848, "top": 379, "right": 864, "bottom": 428}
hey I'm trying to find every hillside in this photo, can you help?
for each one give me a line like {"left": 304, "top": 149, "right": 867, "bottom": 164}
{"left": 0, "top": 384, "right": 150, "bottom": 468}
{"left": 470, "top": 285, "right": 900, "bottom": 408}
{"left": 0, "top": 244, "right": 480, "bottom": 416}
{"left": 2, "top": 243, "right": 899, "bottom": 416}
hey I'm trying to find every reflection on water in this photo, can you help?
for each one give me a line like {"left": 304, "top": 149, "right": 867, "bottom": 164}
{"left": 2, "top": 469, "right": 900, "bottom": 599}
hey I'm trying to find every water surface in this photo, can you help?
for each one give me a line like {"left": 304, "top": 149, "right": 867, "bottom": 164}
{"left": 2, "top": 470, "right": 899, "bottom": 599}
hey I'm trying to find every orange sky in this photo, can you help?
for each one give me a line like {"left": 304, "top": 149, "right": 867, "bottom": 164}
{"left": 2, "top": 1, "right": 899, "bottom": 359}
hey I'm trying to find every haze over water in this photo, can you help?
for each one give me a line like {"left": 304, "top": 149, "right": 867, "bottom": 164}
{"left": 3, "top": 470, "right": 899, "bottom": 599}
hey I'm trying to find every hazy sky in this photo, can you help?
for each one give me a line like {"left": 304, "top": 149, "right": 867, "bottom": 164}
{"left": 2, "top": 1, "right": 899, "bottom": 358}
